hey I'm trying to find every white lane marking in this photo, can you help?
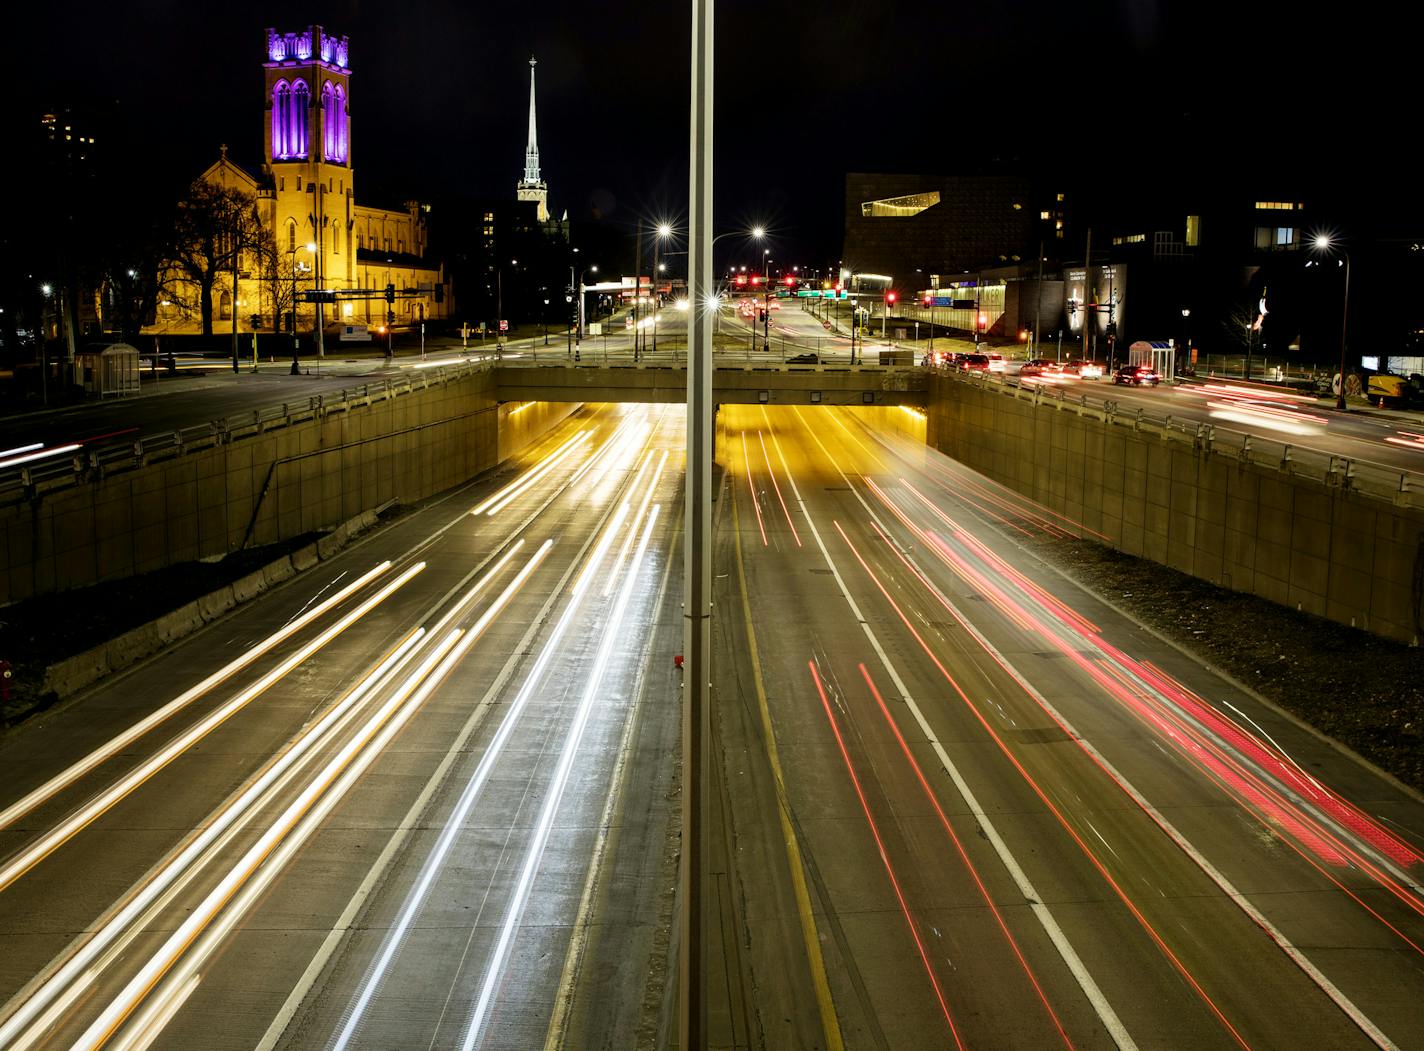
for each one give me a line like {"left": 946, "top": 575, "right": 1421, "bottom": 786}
{"left": 461, "top": 506, "right": 661, "bottom": 1050}
{"left": 543, "top": 499, "right": 679, "bottom": 1050}
{"left": 258, "top": 421, "right": 663, "bottom": 1051}
{"left": 331, "top": 465, "right": 644, "bottom": 1049}
{"left": 0, "top": 562, "right": 425, "bottom": 894}
{"left": 780, "top": 408, "right": 1137, "bottom": 1050}
{"left": 0, "top": 629, "right": 430, "bottom": 1049}
{"left": 823, "top": 407, "right": 1399, "bottom": 1051}
{"left": 0, "top": 561, "right": 393, "bottom": 833}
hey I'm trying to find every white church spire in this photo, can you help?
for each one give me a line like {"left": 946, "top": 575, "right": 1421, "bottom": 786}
{"left": 516, "top": 56, "right": 550, "bottom": 222}
{"left": 523, "top": 58, "right": 541, "bottom": 185}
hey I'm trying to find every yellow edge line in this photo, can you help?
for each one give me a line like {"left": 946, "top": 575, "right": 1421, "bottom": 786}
{"left": 731, "top": 481, "right": 845, "bottom": 1051}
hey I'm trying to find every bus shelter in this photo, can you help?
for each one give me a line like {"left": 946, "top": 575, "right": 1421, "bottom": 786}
{"left": 74, "top": 343, "right": 141, "bottom": 397}
{"left": 1128, "top": 340, "right": 1176, "bottom": 383}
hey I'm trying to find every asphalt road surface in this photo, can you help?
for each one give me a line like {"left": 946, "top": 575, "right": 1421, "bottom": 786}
{"left": 0, "top": 403, "right": 685, "bottom": 1050}
{"left": 710, "top": 402, "right": 1424, "bottom": 1049}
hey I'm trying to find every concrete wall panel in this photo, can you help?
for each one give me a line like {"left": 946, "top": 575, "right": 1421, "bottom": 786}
{"left": 926, "top": 374, "right": 1424, "bottom": 644}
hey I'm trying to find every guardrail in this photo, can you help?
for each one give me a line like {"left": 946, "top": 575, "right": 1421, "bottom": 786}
{"left": 936, "top": 366, "right": 1422, "bottom": 510}
{"left": 0, "top": 357, "right": 497, "bottom": 504}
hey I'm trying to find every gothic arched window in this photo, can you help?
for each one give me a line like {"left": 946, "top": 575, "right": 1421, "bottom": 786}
{"left": 322, "top": 82, "right": 335, "bottom": 161}
{"left": 334, "top": 85, "right": 348, "bottom": 163}
{"left": 290, "top": 80, "right": 310, "bottom": 158}
{"left": 286, "top": 219, "right": 297, "bottom": 253}
{"left": 272, "top": 81, "right": 290, "bottom": 158}
{"left": 219, "top": 290, "right": 232, "bottom": 321}
{"left": 333, "top": 225, "right": 341, "bottom": 255}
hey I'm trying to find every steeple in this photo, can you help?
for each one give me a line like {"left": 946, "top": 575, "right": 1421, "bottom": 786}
{"left": 515, "top": 56, "right": 550, "bottom": 222}
{"left": 523, "top": 58, "right": 541, "bottom": 185}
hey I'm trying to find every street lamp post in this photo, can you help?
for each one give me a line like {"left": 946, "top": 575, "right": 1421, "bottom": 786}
{"left": 762, "top": 249, "right": 771, "bottom": 353}
{"left": 1314, "top": 236, "right": 1352, "bottom": 411}
{"left": 543, "top": 297, "right": 550, "bottom": 345}
{"left": 287, "top": 247, "right": 308, "bottom": 375}
{"left": 653, "top": 223, "right": 672, "bottom": 358}
{"left": 575, "top": 265, "right": 598, "bottom": 359}
{"left": 1181, "top": 308, "right": 1191, "bottom": 375}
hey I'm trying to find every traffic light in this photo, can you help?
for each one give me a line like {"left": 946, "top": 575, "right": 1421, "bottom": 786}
{"left": 385, "top": 283, "right": 396, "bottom": 304}
{"left": 784, "top": 275, "right": 796, "bottom": 287}
{"left": 922, "top": 294, "right": 932, "bottom": 307}
{"left": 758, "top": 309, "right": 768, "bottom": 322}
{"left": 886, "top": 290, "right": 897, "bottom": 305}
{"left": 734, "top": 274, "right": 748, "bottom": 286}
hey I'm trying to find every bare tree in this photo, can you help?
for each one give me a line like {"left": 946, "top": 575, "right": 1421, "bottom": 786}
{"left": 253, "top": 230, "right": 300, "bottom": 334}
{"left": 165, "top": 179, "right": 263, "bottom": 335}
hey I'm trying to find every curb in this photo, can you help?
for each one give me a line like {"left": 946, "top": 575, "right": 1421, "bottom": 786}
{"left": 38, "top": 505, "right": 387, "bottom": 701}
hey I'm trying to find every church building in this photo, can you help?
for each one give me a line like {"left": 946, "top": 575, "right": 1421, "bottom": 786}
{"left": 151, "top": 26, "right": 451, "bottom": 336}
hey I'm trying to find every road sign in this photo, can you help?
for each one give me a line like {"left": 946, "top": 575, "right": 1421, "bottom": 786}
{"left": 498, "top": 319, "right": 509, "bottom": 332}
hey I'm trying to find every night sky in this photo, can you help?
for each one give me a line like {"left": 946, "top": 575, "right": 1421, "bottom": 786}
{"left": 8, "top": 1, "right": 1417, "bottom": 269}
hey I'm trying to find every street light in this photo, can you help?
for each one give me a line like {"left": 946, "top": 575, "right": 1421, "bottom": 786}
{"left": 303, "top": 241, "right": 319, "bottom": 363}
{"left": 1181, "top": 308, "right": 1191, "bottom": 375}
{"left": 575, "top": 264, "right": 598, "bottom": 358}
{"left": 288, "top": 246, "right": 312, "bottom": 375}
{"left": 1313, "top": 235, "right": 1352, "bottom": 411}
{"left": 652, "top": 223, "right": 673, "bottom": 358}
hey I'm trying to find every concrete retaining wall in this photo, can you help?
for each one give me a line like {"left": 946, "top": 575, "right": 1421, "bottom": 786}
{"left": 1, "top": 369, "right": 580, "bottom": 606}
{"left": 39, "top": 506, "right": 381, "bottom": 699}
{"left": 927, "top": 374, "right": 1424, "bottom": 644}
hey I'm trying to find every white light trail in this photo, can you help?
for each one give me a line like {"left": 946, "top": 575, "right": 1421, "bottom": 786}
{"left": 0, "top": 442, "right": 43, "bottom": 460}
{"left": 462, "top": 505, "right": 661, "bottom": 1050}
{"left": 69, "top": 628, "right": 468, "bottom": 1051}
{"left": 107, "top": 543, "right": 552, "bottom": 1051}
{"left": 0, "top": 443, "right": 81, "bottom": 470}
{"left": 0, "top": 563, "right": 425, "bottom": 894}
{"left": 603, "top": 450, "right": 668, "bottom": 597}
{"left": 0, "top": 561, "right": 395, "bottom": 834}
{"left": 332, "top": 509, "right": 633, "bottom": 1051}
{"left": 0, "top": 630, "right": 430, "bottom": 1050}
{"left": 472, "top": 433, "right": 590, "bottom": 516}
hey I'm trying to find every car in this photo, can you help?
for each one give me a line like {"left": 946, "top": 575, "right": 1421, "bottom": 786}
{"left": 1112, "top": 364, "right": 1160, "bottom": 386}
{"left": 985, "top": 353, "right": 1006, "bottom": 373}
{"left": 1019, "top": 357, "right": 1062, "bottom": 374}
{"left": 1063, "top": 359, "right": 1104, "bottom": 379}
{"left": 786, "top": 352, "right": 819, "bottom": 364}
{"left": 958, "top": 353, "right": 991, "bottom": 373}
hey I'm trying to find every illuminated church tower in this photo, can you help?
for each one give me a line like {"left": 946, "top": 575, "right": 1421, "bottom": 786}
{"left": 516, "top": 58, "right": 550, "bottom": 223}
{"left": 263, "top": 25, "right": 354, "bottom": 288}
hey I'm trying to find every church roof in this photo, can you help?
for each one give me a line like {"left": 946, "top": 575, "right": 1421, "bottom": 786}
{"left": 199, "top": 145, "right": 263, "bottom": 192}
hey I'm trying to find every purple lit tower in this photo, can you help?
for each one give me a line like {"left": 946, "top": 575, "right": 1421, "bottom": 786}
{"left": 264, "top": 25, "right": 354, "bottom": 291}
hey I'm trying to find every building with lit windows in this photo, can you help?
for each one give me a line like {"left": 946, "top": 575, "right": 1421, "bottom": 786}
{"left": 841, "top": 172, "right": 1059, "bottom": 284}
{"left": 150, "top": 25, "right": 451, "bottom": 336}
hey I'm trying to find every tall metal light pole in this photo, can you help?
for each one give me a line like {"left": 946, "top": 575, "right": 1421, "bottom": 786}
{"left": 653, "top": 223, "right": 671, "bottom": 357}
{"left": 762, "top": 248, "right": 772, "bottom": 352}
{"left": 575, "top": 265, "right": 598, "bottom": 358}
{"left": 1314, "top": 235, "right": 1352, "bottom": 411}
{"left": 684, "top": 0, "right": 713, "bottom": 1045}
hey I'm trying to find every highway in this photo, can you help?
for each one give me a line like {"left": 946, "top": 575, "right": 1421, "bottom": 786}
{"left": 711, "top": 402, "right": 1424, "bottom": 1049}
{"left": 0, "top": 403, "right": 685, "bottom": 1049}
